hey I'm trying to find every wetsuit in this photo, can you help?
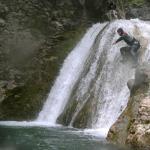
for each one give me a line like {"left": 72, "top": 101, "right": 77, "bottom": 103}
{"left": 115, "top": 33, "right": 140, "bottom": 62}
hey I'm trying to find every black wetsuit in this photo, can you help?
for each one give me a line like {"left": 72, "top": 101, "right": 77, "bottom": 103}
{"left": 115, "top": 33, "right": 140, "bottom": 62}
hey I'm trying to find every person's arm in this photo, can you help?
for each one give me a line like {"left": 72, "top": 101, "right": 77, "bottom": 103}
{"left": 113, "top": 36, "right": 123, "bottom": 45}
{"left": 116, "top": 37, "right": 123, "bottom": 43}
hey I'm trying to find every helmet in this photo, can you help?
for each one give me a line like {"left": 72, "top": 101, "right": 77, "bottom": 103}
{"left": 117, "top": 28, "right": 124, "bottom": 35}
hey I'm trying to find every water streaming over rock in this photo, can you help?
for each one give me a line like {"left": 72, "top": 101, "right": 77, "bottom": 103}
{"left": 37, "top": 19, "right": 150, "bottom": 137}
{"left": 37, "top": 22, "right": 108, "bottom": 123}
{"left": 1, "top": 19, "right": 150, "bottom": 138}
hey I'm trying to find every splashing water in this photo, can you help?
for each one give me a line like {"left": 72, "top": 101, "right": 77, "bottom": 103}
{"left": 37, "top": 23, "right": 108, "bottom": 124}
{"left": 1, "top": 19, "right": 150, "bottom": 138}
{"left": 37, "top": 19, "right": 150, "bottom": 137}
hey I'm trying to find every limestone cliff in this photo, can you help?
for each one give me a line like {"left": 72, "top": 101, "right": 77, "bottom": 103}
{"left": 107, "top": 64, "right": 150, "bottom": 150}
{"left": 0, "top": 0, "right": 111, "bottom": 120}
{"left": 0, "top": 0, "right": 86, "bottom": 120}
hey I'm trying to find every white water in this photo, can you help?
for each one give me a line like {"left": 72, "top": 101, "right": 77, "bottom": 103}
{"left": 85, "top": 19, "right": 150, "bottom": 136}
{"left": 37, "top": 23, "right": 107, "bottom": 123}
{"left": 1, "top": 19, "right": 150, "bottom": 138}
{"left": 0, "top": 121, "right": 61, "bottom": 127}
{"left": 37, "top": 19, "right": 150, "bottom": 136}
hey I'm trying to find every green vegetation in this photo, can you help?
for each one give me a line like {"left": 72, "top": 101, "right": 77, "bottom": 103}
{"left": 116, "top": 0, "right": 145, "bottom": 6}
{"left": 128, "top": 0, "right": 145, "bottom": 6}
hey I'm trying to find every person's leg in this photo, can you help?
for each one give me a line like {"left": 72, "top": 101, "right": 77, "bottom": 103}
{"left": 130, "top": 44, "right": 140, "bottom": 63}
{"left": 120, "top": 46, "right": 130, "bottom": 62}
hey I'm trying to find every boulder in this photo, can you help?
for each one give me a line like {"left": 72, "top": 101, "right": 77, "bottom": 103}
{"left": 0, "top": 18, "right": 6, "bottom": 27}
{"left": 108, "top": 63, "right": 150, "bottom": 150}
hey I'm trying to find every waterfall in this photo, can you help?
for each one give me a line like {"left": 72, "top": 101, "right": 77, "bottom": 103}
{"left": 37, "top": 19, "right": 150, "bottom": 136}
{"left": 1, "top": 19, "right": 150, "bottom": 137}
{"left": 37, "top": 22, "right": 108, "bottom": 123}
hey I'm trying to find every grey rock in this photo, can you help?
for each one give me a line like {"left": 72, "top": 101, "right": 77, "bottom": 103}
{"left": 6, "top": 80, "right": 17, "bottom": 90}
{"left": 125, "top": 5, "right": 150, "bottom": 20}
{"left": 127, "top": 79, "right": 134, "bottom": 91}
{"left": 0, "top": 2, "right": 9, "bottom": 16}
{"left": 0, "top": 18, "right": 6, "bottom": 27}
{"left": 0, "top": 80, "right": 8, "bottom": 88}
{"left": 0, "top": 87, "right": 6, "bottom": 103}
{"left": 108, "top": 65, "right": 150, "bottom": 150}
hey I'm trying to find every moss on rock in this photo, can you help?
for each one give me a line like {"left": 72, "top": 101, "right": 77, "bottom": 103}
{"left": 0, "top": 0, "right": 87, "bottom": 120}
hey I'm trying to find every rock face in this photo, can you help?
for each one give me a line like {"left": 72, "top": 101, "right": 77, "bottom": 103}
{"left": 125, "top": 1, "right": 150, "bottom": 20}
{"left": 0, "top": 0, "right": 87, "bottom": 120}
{"left": 107, "top": 63, "right": 150, "bottom": 150}
{"left": 126, "top": 97, "right": 150, "bottom": 149}
{"left": 0, "top": 0, "right": 112, "bottom": 120}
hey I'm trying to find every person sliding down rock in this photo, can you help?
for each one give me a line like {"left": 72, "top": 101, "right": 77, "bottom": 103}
{"left": 113, "top": 28, "right": 140, "bottom": 65}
